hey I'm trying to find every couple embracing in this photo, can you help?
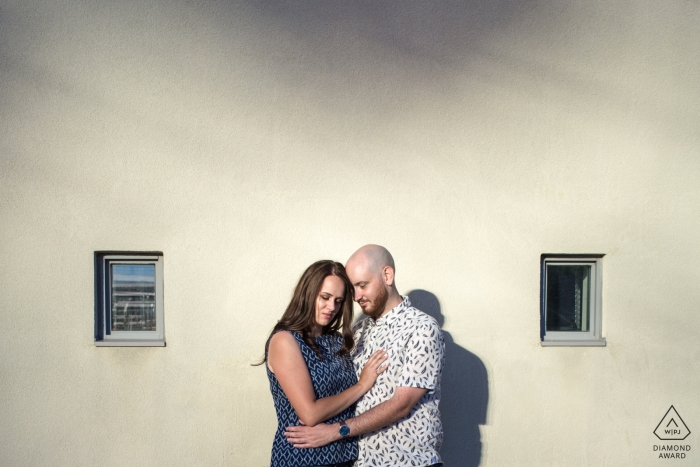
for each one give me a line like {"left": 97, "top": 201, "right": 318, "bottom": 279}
{"left": 259, "top": 245, "right": 445, "bottom": 467}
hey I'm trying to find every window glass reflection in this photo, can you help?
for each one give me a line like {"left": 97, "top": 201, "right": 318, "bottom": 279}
{"left": 110, "top": 264, "right": 156, "bottom": 331}
{"left": 546, "top": 265, "right": 591, "bottom": 332}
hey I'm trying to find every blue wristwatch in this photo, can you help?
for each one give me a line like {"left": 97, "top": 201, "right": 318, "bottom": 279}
{"left": 339, "top": 422, "right": 350, "bottom": 437}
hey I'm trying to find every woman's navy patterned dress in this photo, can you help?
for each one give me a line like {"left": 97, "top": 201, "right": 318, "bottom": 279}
{"left": 267, "top": 332, "right": 358, "bottom": 467}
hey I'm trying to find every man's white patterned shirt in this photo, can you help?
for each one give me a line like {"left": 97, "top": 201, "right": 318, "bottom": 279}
{"left": 351, "top": 296, "right": 445, "bottom": 467}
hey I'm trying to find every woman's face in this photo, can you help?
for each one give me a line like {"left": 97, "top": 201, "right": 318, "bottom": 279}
{"left": 313, "top": 275, "right": 346, "bottom": 335}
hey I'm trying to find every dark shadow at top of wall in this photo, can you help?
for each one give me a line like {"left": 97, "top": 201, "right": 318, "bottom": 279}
{"left": 408, "top": 289, "right": 489, "bottom": 467}
{"left": 241, "top": 0, "right": 527, "bottom": 68}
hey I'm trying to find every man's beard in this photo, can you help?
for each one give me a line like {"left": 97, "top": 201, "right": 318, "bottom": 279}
{"left": 362, "top": 285, "right": 389, "bottom": 320}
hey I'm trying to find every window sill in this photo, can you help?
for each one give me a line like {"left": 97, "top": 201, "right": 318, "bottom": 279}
{"left": 541, "top": 338, "right": 606, "bottom": 347}
{"left": 95, "top": 340, "right": 166, "bottom": 347}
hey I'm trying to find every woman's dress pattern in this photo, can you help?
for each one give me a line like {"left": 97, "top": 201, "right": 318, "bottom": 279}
{"left": 267, "top": 332, "right": 358, "bottom": 467}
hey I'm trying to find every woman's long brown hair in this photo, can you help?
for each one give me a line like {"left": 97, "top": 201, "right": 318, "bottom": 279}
{"left": 255, "top": 260, "right": 355, "bottom": 365}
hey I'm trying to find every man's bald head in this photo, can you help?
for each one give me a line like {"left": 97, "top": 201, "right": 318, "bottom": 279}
{"left": 346, "top": 244, "right": 395, "bottom": 277}
{"left": 346, "top": 245, "right": 401, "bottom": 319}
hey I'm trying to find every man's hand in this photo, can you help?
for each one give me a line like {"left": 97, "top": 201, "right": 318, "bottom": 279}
{"left": 285, "top": 423, "right": 339, "bottom": 449}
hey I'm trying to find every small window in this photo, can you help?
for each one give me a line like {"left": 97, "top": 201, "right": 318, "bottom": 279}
{"left": 95, "top": 252, "right": 165, "bottom": 346}
{"left": 540, "top": 254, "right": 605, "bottom": 346}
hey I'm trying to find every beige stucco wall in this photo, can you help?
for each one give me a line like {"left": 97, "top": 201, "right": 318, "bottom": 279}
{"left": 1, "top": 0, "right": 699, "bottom": 465}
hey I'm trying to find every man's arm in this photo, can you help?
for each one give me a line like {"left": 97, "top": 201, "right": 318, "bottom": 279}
{"left": 284, "top": 386, "right": 427, "bottom": 449}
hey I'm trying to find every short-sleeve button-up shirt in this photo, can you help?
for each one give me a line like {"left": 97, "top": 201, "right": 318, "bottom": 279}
{"left": 351, "top": 296, "right": 445, "bottom": 467}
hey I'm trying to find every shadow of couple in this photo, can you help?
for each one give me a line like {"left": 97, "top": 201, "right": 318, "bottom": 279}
{"left": 408, "top": 290, "right": 489, "bottom": 467}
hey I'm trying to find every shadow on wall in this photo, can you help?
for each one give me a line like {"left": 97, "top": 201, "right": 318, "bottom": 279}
{"left": 408, "top": 289, "right": 489, "bottom": 467}
{"left": 243, "top": 0, "right": 525, "bottom": 67}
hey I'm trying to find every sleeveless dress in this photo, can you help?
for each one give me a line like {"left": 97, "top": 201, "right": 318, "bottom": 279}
{"left": 267, "top": 332, "right": 359, "bottom": 467}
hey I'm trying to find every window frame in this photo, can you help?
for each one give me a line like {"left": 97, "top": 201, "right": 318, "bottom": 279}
{"left": 94, "top": 251, "right": 165, "bottom": 347}
{"left": 540, "top": 254, "right": 605, "bottom": 347}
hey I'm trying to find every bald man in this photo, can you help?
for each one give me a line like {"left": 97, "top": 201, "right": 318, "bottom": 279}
{"left": 286, "top": 245, "right": 445, "bottom": 467}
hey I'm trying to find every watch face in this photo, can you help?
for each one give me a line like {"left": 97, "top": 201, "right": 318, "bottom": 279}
{"left": 339, "top": 424, "right": 350, "bottom": 437}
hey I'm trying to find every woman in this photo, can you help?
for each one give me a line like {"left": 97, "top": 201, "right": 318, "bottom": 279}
{"left": 260, "top": 260, "right": 387, "bottom": 467}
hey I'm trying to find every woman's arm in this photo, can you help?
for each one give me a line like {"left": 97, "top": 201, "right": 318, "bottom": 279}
{"left": 268, "top": 331, "right": 387, "bottom": 427}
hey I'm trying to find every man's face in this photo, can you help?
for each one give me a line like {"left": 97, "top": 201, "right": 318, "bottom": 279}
{"left": 346, "top": 260, "right": 388, "bottom": 320}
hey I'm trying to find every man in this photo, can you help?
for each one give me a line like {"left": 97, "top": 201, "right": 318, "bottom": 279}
{"left": 285, "top": 245, "right": 445, "bottom": 467}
